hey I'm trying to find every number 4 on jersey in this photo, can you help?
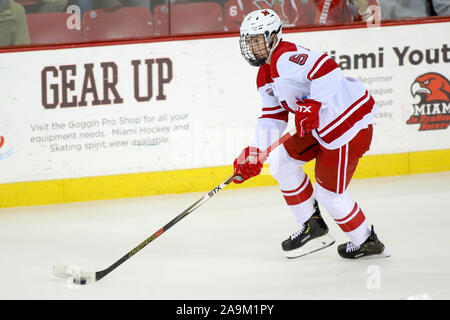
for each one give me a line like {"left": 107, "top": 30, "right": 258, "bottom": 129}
{"left": 289, "top": 54, "right": 308, "bottom": 65}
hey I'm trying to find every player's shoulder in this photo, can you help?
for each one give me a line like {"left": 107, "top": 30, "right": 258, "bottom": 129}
{"left": 257, "top": 63, "right": 273, "bottom": 89}
{"left": 270, "top": 41, "right": 299, "bottom": 65}
{"left": 270, "top": 41, "right": 325, "bottom": 78}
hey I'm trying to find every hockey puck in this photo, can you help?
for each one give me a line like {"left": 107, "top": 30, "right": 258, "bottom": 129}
{"left": 74, "top": 278, "right": 87, "bottom": 285}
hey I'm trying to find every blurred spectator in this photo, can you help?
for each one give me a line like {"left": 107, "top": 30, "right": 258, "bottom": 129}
{"left": 432, "top": 0, "right": 450, "bottom": 15}
{"left": 0, "top": 0, "right": 30, "bottom": 47}
{"left": 34, "top": 0, "right": 68, "bottom": 12}
{"left": 130, "top": 0, "right": 150, "bottom": 9}
{"left": 315, "top": 0, "right": 379, "bottom": 25}
{"left": 378, "top": 0, "right": 430, "bottom": 20}
{"left": 94, "top": 0, "right": 122, "bottom": 9}
{"left": 224, "top": 0, "right": 311, "bottom": 31}
{"left": 92, "top": 0, "right": 150, "bottom": 10}
{"left": 76, "top": 0, "right": 92, "bottom": 14}
{"left": 295, "top": 0, "right": 323, "bottom": 25}
{"left": 151, "top": 0, "right": 222, "bottom": 11}
{"left": 74, "top": 0, "right": 151, "bottom": 17}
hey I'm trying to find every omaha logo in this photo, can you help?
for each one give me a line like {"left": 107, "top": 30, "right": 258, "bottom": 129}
{"left": 407, "top": 72, "right": 450, "bottom": 131}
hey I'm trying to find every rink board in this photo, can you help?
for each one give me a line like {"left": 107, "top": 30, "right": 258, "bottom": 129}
{"left": 1, "top": 149, "right": 449, "bottom": 208}
{"left": 0, "top": 20, "right": 449, "bottom": 207}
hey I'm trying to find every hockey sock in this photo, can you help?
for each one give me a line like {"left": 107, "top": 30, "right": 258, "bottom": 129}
{"left": 280, "top": 175, "right": 315, "bottom": 224}
{"left": 269, "top": 145, "right": 316, "bottom": 224}
{"left": 315, "top": 184, "right": 370, "bottom": 246}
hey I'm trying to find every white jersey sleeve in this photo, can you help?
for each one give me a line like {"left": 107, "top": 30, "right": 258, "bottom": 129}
{"left": 250, "top": 64, "right": 289, "bottom": 152}
{"left": 250, "top": 117, "right": 288, "bottom": 152}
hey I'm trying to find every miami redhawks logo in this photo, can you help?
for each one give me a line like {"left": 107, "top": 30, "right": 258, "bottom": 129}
{"left": 407, "top": 72, "right": 450, "bottom": 131}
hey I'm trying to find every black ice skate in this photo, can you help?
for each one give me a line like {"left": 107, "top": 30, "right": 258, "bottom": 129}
{"left": 337, "top": 225, "right": 390, "bottom": 259}
{"left": 282, "top": 202, "right": 335, "bottom": 259}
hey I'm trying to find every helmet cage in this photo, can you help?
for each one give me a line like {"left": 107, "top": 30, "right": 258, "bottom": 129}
{"left": 239, "top": 9, "right": 282, "bottom": 66}
{"left": 239, "top": 29, "right": 280, "bottom": 67}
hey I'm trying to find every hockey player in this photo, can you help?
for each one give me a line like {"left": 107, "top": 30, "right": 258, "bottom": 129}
{"left": 233, "top": 9, "right": 390, "bottom": 259}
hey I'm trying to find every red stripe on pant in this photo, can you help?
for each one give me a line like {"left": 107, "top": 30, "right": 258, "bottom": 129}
{"left": 337, "top": 144, "right": 348, "bottom": 194}
{"left": 282, "top": 178, "right": 314, "bottom": 206}
{"left": 335, "top": 203, "right": 366, "bottom": 232}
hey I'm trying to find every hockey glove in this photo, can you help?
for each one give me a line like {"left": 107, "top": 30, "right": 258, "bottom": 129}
{"left": 295, "top": 96, "right": 321, "bottom": 138}
{"left": 233, "top": 146, "right": 263, "bottom": 184}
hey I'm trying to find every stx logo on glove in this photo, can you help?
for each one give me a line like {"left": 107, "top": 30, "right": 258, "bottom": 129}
{"left": 295, "top": 96, "right": 322, "bottom": 138}
{"left": 297, "top": 105, "right": 312, "bottom": 113}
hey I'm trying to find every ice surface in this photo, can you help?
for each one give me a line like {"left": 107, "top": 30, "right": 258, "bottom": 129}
{"left": 0, "top": 172, "right": 449, "bottom": 300}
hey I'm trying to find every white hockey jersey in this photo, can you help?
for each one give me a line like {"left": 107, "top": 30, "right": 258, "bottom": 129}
{"left": 252, "top": 41, "right": 378, "bottom": 151}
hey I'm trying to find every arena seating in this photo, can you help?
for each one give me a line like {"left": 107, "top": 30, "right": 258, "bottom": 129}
{"left": 82, "top": 6, "right": 154, "bottom": 42}
{"left": 26, "top": 12, "right": 83, "bottom": 45}
{"left": 154, "top": 2, "right": 225, "bottom": 36}
{"left": 24, "top": 4, "right": 228, "bottom": 45}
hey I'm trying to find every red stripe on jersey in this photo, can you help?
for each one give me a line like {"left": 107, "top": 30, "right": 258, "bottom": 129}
{"left": 270, "top": 41, "right": 298, "bottom": 79}
{"left": 320, "top": 95, "right": 375, "bottom": 144}
{"left": 306, "top": 53, "right": 328, "bottom": 80}
{"left": 319, "top": 91, "right": 370, "bottom": 135}
{"left": 259, "top": 111, "right": 289, "bottom": 122}
{"left": 309, "top": 57, "right": 339, "bottom": 80}
{"left": 257, "top": 63, "right": 273, "bottom": 89}
{"left": 280, "top": 100, "right": 296, "bottom": 113}
{"left": 262, "top": 106, "right": 283, "bottom": 112}
{"left": 336, "top": 207, "right": 366, "bottom": 233}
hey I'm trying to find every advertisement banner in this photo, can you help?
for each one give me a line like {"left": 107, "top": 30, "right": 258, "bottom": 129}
{"left": 0, "top": 21, "right": 448, "bottom": 184}
{"left": 296, "top": 23, "right": 449, "bottom": 155}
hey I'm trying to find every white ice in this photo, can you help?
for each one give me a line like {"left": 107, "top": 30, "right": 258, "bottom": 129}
{"left": 1, "top": 172, "right": 449, "bottom": 300}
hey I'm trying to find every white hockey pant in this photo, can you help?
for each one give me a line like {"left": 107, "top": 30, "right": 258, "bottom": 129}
{"left": 269, "top": 145, "right": 370, "bottom": 245}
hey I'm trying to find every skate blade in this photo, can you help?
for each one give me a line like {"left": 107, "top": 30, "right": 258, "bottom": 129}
{"left": 284, "top": 234, "right": 335, "bottom": 259}
{"left": 358, "top": 249, "right": 391, "bottom": 260}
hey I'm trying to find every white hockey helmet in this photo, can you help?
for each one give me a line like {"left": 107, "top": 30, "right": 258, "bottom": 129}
{"left": 239, "top": 9, "right": 283, "bottom": 66}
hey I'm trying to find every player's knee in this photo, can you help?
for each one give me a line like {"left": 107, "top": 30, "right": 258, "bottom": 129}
{"left": 268, "top": 147, "right": 282, "bottom": 180}
{"left": 268, "top": 145, "right": 304, "bottom": 182}
{"left": 315, "top": 183, "right": 347, "bottom": 209}
{"left": 315, "top": 184, "right": 358, "bottom": 220}
{"left": 269, "top": 145, "right": 311, "bottom": 192}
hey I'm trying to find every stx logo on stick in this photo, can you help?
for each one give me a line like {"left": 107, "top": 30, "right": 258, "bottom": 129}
{"left": 208, "top": 186, "right": 223, "bottom": 197}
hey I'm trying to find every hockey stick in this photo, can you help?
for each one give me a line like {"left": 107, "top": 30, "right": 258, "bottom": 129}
{"left": 53, "top": 127, "right": 297, "bottom": 285}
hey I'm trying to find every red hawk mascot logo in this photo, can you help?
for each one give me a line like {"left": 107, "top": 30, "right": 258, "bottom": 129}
{"left": 407, "top": 73, "right": 450, "bottom": 131}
